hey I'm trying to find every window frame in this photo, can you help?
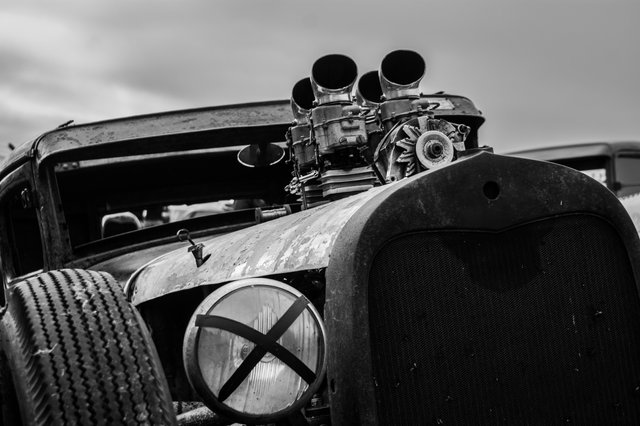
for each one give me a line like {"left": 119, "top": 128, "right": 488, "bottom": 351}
{"left": 0, "top": 163, "right": 45, "bottom": 293}
{"left": 613, "top": 150, "right": 640, "bottom": 197}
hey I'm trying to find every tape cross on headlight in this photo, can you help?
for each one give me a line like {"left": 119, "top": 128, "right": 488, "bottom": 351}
{"left": 195, "top": 295, "right": 316, "bottom": 402}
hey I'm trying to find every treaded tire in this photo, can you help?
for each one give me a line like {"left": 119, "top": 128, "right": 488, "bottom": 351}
{"left": 0, "top": 269, "right": 176, "bottom": 425}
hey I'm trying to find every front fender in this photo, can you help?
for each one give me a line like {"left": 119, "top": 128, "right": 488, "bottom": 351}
{"left": 127, "top": 183, "right": 393, "bottom": 305}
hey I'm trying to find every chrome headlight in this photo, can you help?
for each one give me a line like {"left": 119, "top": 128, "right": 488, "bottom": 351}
{"left": 183, "top": 278, "right": 326, "bottom": 423}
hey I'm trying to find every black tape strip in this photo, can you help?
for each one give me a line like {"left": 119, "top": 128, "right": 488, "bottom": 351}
{"left": 196, "top": 296, "right": 314, "bottom": 402}
{"left": 217, "top": 296, "right": 310, "bottom": 402}
{"left": 195, "top": 315, "right": 317, "bottom": 384}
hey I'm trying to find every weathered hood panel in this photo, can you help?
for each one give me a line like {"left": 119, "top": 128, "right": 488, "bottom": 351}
{"left": 88, "top": 240, "right": 189, "bottom": 288}
{"left": 129, "top": 184, "right": 392, "bottom": 305}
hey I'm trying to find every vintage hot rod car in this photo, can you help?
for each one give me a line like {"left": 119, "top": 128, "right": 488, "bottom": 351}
{"left": 1, "top": 50, "right": 639, "bottom": 425}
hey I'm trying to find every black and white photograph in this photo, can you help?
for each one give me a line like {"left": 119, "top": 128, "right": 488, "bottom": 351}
{"left": 0, "top": 1, "right": 639, "bottom": 424}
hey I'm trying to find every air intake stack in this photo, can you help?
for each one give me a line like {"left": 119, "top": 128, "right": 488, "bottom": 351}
{"left": 289, "top": 78, "right": 315, "bottom": 173}
{"left": 287, "top": 54, "right": 377, "bottom": 208}
{"left": 378, "top": 49, "right": 430, "bottom": 132}
{"left": 355, "top": 70, "right": 385, "bottom": 161}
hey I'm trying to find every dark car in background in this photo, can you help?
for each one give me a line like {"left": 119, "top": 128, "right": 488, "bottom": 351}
{"left": 508, "top": 141, "right": 640, "bottom": 197}
{"left": 1, "top": 51, "right": 639, "bottom": 425}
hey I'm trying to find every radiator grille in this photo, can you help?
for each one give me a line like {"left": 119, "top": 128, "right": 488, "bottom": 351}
{"left": 368, "top": 215, "right": 640, "bottom": 425}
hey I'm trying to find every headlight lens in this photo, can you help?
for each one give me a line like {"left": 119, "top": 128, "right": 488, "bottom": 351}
{"left": 183, "top": 278, "right": 326, "bottom": 422}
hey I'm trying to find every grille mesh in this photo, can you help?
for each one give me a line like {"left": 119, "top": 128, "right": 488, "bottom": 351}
{"left": 368, "top": 215, "right": 640, "bottom": 425}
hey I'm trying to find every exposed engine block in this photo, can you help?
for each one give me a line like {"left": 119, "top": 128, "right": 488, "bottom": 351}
{"left": 286, "top": 50, "right": 472, "bottom": 208}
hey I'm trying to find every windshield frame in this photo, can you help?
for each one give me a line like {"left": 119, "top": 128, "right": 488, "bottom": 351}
{"left": 35, "top": 124, "right": 291, "bottom": 269}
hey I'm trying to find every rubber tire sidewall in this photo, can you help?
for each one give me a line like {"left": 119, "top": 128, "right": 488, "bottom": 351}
{"left": 0, "top": 269, "right": 176, "bottom": 425}
{"left": 1, "top": 311, "right": 36, "bottom": 425}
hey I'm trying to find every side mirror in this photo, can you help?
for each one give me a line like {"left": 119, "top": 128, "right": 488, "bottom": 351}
{"left": 101, "top": 212, "right": 141, "bottom": 238}
{"left": 237, "top": 142, "right": 285, "bottom": 168}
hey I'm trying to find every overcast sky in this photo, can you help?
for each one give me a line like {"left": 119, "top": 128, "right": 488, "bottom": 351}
{"left": 1, "top": 0, "right": 639, "bottom": 158}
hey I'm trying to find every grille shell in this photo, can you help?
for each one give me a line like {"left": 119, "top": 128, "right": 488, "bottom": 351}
{"left": 369, "top": 214, "right": 640, "bottom": 424}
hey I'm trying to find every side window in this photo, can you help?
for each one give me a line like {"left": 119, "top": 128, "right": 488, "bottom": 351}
{"left": 615, "top": 154, "right": 640, "bottom": 197}
{"left": 1, "top": 184, "right": 44, "bottom": 278}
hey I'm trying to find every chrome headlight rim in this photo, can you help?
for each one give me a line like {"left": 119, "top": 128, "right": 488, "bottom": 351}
{"left": 183, "top": 277, "right": 327, "bottom": 423}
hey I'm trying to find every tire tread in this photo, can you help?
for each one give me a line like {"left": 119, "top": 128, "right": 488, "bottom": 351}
{"left": 3, "top": 269, "right": 176, "bottom": 426}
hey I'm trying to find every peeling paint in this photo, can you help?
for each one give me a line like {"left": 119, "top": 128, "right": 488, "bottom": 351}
{"left": 130, "top": 184, "right": 392, "bottom": 305}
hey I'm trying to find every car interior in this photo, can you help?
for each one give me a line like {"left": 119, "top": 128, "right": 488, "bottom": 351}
{"left": 54, "top": 145, "right": 292, "bottom": 252}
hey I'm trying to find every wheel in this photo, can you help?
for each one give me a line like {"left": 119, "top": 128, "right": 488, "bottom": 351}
{"left": 0, "top": 269, "right": 176, "bottom": 425}
{"left": 0, "top": 309, "right": 22, "bottom": 425}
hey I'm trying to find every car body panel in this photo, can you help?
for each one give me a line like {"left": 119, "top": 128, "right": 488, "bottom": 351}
{"left": 127, "top": 183, "right": 393, "bottom": 305}
{"left": 34, "top": 100, "right": 292, "bottom": 162}
{"left": 0, "top": 100, "right": 293, "bottom": 184}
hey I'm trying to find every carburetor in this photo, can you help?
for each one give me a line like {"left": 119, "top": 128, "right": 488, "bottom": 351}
{"left": 287, "top": 55, "right": 376, "bottom": 207}
{"left": 287, "top": 50, "right": 473, "bottom": 207}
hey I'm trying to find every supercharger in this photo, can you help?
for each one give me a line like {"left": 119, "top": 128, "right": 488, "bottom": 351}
{"left": 286, "top": 50, "right": 472, "bottom": 208}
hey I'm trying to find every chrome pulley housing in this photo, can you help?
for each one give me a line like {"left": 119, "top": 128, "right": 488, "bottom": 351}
{"left": 375, "top": 115, "right": 470, "bottom": 182}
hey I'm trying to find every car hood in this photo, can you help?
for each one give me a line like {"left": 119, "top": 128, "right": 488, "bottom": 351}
{"left": 88, "top": 240, "right": 195, "bottom": 288}
{"left": 126, "top": 183, "right": 393, "bottom": 306}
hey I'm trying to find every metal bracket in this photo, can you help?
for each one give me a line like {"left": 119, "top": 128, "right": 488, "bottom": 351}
{"left": 177, "top": 229, "right": 210, "bottom": 267}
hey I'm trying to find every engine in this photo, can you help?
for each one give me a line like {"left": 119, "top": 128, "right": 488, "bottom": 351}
{"left": 286, "top": 50, "right": 474, "bottom": 208}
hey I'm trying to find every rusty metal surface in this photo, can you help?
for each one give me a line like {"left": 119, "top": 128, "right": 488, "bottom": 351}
{"left": 88, "top": 240, "right": 190, "bottom": 287}
{"left": 0, "top": 137, "right": 34, "bottom": 182}
{"left": 176, "top": 406, "right": 226, "bottom": 425}
{"left": 422, "top": 94, "right": 483, "bottom": 119}
{"left": 129, "top": 184, "right": 393, "bottom": 306}
{"left": 32, "top": 100, "right": 291, "bottom": 163}
{"left": 1, "top": 101, "right": 292, "bottom": 180}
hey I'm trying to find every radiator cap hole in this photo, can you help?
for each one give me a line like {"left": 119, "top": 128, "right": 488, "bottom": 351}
{"left": 483, "top": 181, "right": 500, "bottom": 200}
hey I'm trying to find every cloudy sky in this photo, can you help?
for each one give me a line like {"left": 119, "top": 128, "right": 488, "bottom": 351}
{"left": 1, "top": 0, "right": 639, "bottom": 158}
